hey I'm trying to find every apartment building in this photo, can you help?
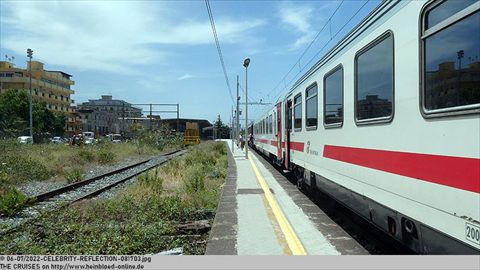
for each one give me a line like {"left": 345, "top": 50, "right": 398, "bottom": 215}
{"left": 0, "top": 60, "right": 75, "bottom": 113}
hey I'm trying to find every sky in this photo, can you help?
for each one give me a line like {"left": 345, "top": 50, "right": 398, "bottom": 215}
{"left": 0, "top": 0, "right": 381, "bottom": 126}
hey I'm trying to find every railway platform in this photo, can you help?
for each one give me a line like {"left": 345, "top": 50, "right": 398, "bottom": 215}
{"left": 206, "top": 140, "right": 367, "bottom": 255}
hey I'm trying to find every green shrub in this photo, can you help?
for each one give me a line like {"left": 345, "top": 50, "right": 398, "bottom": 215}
{"left": 212, "top": 142, "right": 227, "bottom": 155}
{"left": 185, "top": 164, "right": 206, "bottom": 193}
{"left": 0, "top": 155, "right": 51, "bottom": 185}
{"left": 0, "top": 188, "right": 29, "bottom": 216}
{"left": 97, "top": 149, "right": 115, "bottom": 164}
{"left": 65, "top": 168, "right": 84, "bottom": 183}
{"left": 138, "top": 169, "right": 163, "bottom": 194}
{"left": 78, "top": 149, "right": 95, "bottom": 162}
{"left": 133, "top": 128, "right": 183, "bottom": 151}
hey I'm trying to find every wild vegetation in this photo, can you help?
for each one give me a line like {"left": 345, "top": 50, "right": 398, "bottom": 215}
{"left": 0, "top": 141, "right": 228, "bottom": 255}
{"left": 0, "top": 128, "right": 184, "bottom": 216}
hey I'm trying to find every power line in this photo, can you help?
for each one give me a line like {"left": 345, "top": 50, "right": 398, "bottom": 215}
{"left": 304, "top": 0, "right": 371, "bottom": 72}
{"left": 205, "top": 0, "right": 235, "bottom": 105}
{"left": 271, "top": 0, "right": 371, "bottom": 103}
{"left": 265, "top": 0, "right": 345, "bottom": 102}
{"left": 238, "top": 83, "right": 254, "bottom": 103}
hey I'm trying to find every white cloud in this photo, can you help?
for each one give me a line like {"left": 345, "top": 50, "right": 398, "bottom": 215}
{"left": 277, "top": 2, "right": 333, "bottom": 50}
{"left": 177, "top": 73, "right": 196, "bottom": 81}
{"left": 1, "top": 1, "right": 265, "bottom": 74}
{"left": 279, "top": 5, "right": 314, "bottom": 33}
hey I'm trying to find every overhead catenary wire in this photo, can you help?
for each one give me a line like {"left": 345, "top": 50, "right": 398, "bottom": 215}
{"left": 270, "top": 0, "right": 372, "bottom": 103}
{"left": 205, "top": 0, "right": 235, "bottom": 105}
{"left": 264, "top": 0, "right": 345, "bottom": 102}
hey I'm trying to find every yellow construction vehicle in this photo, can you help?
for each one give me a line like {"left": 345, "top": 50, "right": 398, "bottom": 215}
{"left": 183, "top": 122, "right": 200, "bottom": 145}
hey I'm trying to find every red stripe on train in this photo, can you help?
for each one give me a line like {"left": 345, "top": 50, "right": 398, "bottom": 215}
{"left": 290, "top": 142, "right": 305, "bottom": 152}
{"left": 323, "top": 145, "right": 480, "bottom": 194}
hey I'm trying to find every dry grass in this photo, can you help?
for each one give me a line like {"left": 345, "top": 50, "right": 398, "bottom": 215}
{"left": 0, "top": 141, "right": 228, "bottom": 255}
{"left": 131, "top": 141, "right": 228, "bottom": 208}
{"left": 0, "top": 140, "right": 164, "bottom": 187}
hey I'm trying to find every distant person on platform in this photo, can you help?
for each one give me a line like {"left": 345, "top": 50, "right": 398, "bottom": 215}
{"left": 240, "top": 135, "right": 245, "bottom": 150}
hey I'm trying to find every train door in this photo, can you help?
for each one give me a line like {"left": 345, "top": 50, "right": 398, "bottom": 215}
{"left": 276, "top": 103, "right": 282, "bottom": 159}
{"left": 284, "top": 99, "right": 292, "bottom": 169}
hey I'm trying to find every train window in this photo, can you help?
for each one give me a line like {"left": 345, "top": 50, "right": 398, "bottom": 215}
{"left": 287, "top": 100, "right": 292, "bottom": 130}
{"left": 273, "top": 112, "right": 276, "bottom": 134}
{"left": 422, "top": 0, "right": 480, "bottom": 116}
{"left": 263, "top": 117, "right": 268, "bottom": 134}
{"left": 426, "top": 0, "right": 473, "bottom": 29}
{"left": 265, "top": 117, "right": 268, "bottom": 134}
{"left": 268, "top": 115, "right": 270, "bottom": 134}
{"left": 355, "top": 32, "right": 394, "bottom": 123}
{"left": 305, "top": 83, "right": 318, "bottom": 129}
{"left": 265, "top": 117, "right": 268, "bottom": 133}
{"left": 324, "top": 65, "right": 343, "bottom": 127}
{"left": 294, "top": 94, "right": 302, "bottom": 130}
{"left": 269, "top": 115, "right": 273, "bottom": 134}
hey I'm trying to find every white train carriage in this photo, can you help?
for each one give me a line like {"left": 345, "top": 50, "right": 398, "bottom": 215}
{"left": 252, "top": 107, "right": 278, "bottom": 157}
{"left": 252, "top": 0, "right": 480, "bottom": 254}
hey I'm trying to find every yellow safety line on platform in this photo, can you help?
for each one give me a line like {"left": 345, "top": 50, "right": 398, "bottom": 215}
{"left": 248, "top": 154, "right": 307, "bottom": 255}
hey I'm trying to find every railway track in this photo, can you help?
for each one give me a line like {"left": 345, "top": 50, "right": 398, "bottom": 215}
{"left": 0, "top": 149, "right": 187, "bottom": 235}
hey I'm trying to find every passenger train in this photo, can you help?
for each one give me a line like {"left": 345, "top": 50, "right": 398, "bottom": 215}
{"left": 250, "top": 0, "right": 480, "bottom": 254}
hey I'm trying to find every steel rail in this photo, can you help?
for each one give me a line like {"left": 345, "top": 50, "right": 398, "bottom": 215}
{"left": 0, "top": 149, "right": 185, "bottom": 236}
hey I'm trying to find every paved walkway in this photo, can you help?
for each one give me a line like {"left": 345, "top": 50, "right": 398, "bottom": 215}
{"left": 206, "top": 140, "right": 366, "bottom": 255}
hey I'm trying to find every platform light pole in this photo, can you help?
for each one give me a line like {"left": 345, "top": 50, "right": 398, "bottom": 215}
{"left": 236, "top": 75, "right": 239, "bottom": 147}
{"left": 243, "top": 57, "right": 250, "bottom": 159}
{"left": 27, "top": 48, "right": 33, "bottom": 139}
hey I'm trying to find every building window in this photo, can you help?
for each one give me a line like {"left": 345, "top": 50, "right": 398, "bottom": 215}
{"left": 355, "top": 32, "right": 394, "bottom": 123}
{"left": 324, "top": 66, "right": 344, "bottom": 127}
{"left": 422, "top": 0, "right": 479, "bottom": 115}
{"left": 294, "top": 93, "right": 302, "bottom": 130}
{"left": 305, "top": 83, "right": 318, "bottom": 128}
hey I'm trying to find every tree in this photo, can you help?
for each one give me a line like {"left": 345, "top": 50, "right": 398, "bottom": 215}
{"left": 0, "top": 89, "right": 66, "bottom": 138}
{"left": 213, "top": 114, "right": 231, "bottom": 139}
{"left": 0, "top": 90, "right": 29, "bottom": 137}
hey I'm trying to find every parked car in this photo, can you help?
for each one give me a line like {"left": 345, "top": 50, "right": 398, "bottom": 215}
{"left": 106, "top": 133, "right": 122, "bottom": 143}
{"left": 84, "top": 137, "right": 95, "bottom": 145}
{"left": 17, "top": 136, "right": 33, "bottom": 144}
{"left": 50, "top": 137, "right": 63, "bottom": 144}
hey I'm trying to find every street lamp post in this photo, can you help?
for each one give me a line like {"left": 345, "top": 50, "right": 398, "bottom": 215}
{"left": 27, "top": 49, "right": 33, "bottom": 140}
{"left": 243, "top": 57, "right": 250, "bottom": 159}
